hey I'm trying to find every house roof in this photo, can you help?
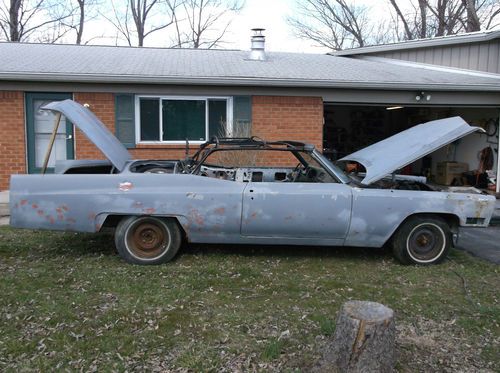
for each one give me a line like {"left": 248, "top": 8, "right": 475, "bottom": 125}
{"left": 331, "top": 30, "right": 500, "bottom": 56}
{"left": 0, "top": 42, "right": 500, "bottom": 91}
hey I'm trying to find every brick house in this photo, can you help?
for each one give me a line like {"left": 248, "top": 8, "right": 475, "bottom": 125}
{"left": 1, "top": 31, "right": 499, "bottom": 192}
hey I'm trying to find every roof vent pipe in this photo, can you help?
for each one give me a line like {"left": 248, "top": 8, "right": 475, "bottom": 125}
{"left": 249, "top": 28, "right": 266, "bottom": 61}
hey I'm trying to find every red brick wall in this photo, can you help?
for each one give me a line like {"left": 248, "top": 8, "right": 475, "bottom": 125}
{"left": 73, "top": 92, "right": 115, "bottom": 159}
{"left": 0, "top": 91, "right": 25, "bottom": 191}
{"left": 252, "top": 96, "right": 324, "bottom": 165}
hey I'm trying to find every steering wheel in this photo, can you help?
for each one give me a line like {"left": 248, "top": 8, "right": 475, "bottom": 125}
{"left": 290, "top": 163, "right": 307, "bottom": 182}
{"left": 174, "top": 159, "right": 191, "bottom": 174}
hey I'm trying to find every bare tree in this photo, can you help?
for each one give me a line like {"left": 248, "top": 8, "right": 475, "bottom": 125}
{"left": 0, "top": 0, "right": 73, "bottom": 42}
{"left": 74, "top": 0, "right": 85, "bottom": 43}
{"left": 130, "top": 0, "right": 176, "bottom": 46}
{"left": 171, "top": 0, "right": 243, "bottom": 49}
{"left": 103, "top": 0, "right": 178, "bottom": 47}
{"left": 475, "top": 0, "right": 500, "bottom": 30}
{"left": 418, "top": 0, "right": 428, "bottom": 37}
{"left": 388, "top": 0, "right": 414, "bottom": 39}
{"left": 70, "top": 0, "right": 95, "bottom": 44}
{"left": 389, "top": 0, "right": 500, "bottom": 40}
{"left": 58, "top": 0, "right": 100, "bottom": 44}
{"left": 287, "top": 0, "right": 375, "bottom": 50}
{"left": 104, "top": 0, "right": 133, "bottom": 45}
{"left": 291, "top": 0, "right": 499, "bottom": 50}
{"left": 463, "top": 0, "right": 481, "bottom": 31}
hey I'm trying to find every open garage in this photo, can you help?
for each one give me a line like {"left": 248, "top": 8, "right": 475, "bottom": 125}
{"left": 323, "top": 100, "right": 499, "bottom": 192}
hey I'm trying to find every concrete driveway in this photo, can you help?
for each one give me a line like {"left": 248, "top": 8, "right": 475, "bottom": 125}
{"left": 456, "top": 226, "right": 500, "bottom": 264}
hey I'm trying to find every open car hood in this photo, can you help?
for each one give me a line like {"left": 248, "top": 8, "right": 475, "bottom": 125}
{"left": 339, "top": 116, "right": 484, "bottom": 185}
{"left": 42, "top": 100, "right": 132, "bottom": 172}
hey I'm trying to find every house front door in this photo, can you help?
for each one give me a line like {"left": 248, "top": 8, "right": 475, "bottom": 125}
{"left": 26, "top": 93, "right": 74, "bottom": 173}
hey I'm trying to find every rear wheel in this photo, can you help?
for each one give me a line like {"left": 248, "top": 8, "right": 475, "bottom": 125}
{"left": 391, "top": 216, "right": 451, "bottom": 265}
{"left": 115, "top": 216, "right": 181, "bottom": 265}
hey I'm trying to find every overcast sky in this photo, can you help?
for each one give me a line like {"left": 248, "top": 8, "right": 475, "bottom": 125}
{"left": 78, "top": 0, "right": 404, "bottom": 53}
{"left": 81, "top": 0, "right": 389, "bottom": 53}
{"left": 228, "top": 0, "right": 390, "bottom": 53}
{"left": 229, "top": 0, "right": 331, "bottom": 53}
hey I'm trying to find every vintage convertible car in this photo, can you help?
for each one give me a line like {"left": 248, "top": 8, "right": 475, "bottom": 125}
{"left": 10, "top": 100, "right": 496, "bottom": 265}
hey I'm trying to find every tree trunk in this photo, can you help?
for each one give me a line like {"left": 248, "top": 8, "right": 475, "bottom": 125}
{"left": 389, "top": 0, "right": 414, "bottom": 40}
{"left": 314, "top": 301, "right": 395, "bottom": 373}
{"left": 436, "top": 0, "right": 447, "bottom": 36}
{"left": 9, "top": 0, "right": 21, "bottom": 41}
{"left": 463, "top": 0, "right": 481, "bottom": 32}
{"left": 418, "top": 0, "right": 427, "bottom": 38}
{"left": 76, "top": 0, "right": 85, "bottom": 44}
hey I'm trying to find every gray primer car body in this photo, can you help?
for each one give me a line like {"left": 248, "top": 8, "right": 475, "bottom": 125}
{"left": 9, "top": 100, "right": 496, "bottom": 251}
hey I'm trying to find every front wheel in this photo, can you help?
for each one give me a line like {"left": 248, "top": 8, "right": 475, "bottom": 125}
{"left": 391, "top": 216, "right": 451, "bottom": 265}
{"left": 114, "top": 216, "right": 181, "bottom": 265}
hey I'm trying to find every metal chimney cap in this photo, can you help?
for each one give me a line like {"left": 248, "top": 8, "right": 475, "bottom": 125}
{"left": 251, "top": 28, "right": 265, "bottom": 35}
{"left": 249, "top": 28, "right": 266, "bottom": 61}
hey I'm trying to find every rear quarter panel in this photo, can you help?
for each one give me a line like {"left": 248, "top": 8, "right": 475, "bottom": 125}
{"left": 345, "top": 187, "right": 495, "bottom": 247}
{"left": 10, "top": 174, "right": 246, "bottom": 240}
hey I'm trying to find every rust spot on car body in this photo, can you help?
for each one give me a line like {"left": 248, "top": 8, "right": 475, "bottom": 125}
{"left": 37, "top": 210, "right": 44, "bottom": 216}
{"left": 214, "top": 207, "right": 225, "bottom": 215}
{"left": 20, "top": 199, "right": 28, "bottom": 206}
{"left": 189, "top": 209, "right": 204, "bottom": 226}
{"left": 31, "top": 203, "right": 38, "bottom": 209}
{"left": 61, "top": 205, "right": 69, "bottom": 212}
{"left": 66, "top": 217, "right": 76, "bottom": 224}
{"left": 88, "top": 212, "right": 96, "bottom": 220}
{"left": 475, "top": 200, "right": 488, "bottom": 218}
{"left": 143, "top": 208, "right": 156, "bottom": 214}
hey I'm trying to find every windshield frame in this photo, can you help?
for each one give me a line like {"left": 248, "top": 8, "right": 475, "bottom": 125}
{"left": 310, "top": 149, "right": 351, "bottom": 184}
{"left": 190, "top": 146, "right": 351, "bottom": 184}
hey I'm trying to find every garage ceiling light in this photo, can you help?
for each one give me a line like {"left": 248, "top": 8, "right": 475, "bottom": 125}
{"left": 386, "top": 106, "right": 404, "bottom": 110}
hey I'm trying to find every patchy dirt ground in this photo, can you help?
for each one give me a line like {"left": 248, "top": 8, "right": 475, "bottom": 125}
{"left": 0, "top": 227, "right": 498, "bottom": 372}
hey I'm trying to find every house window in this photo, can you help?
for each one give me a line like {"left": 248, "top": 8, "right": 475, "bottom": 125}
{"left": 136, "top": 96, "right": 232, "bottom": 143}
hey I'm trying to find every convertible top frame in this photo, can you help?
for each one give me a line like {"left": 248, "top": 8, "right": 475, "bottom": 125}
{"left": 187, "top": 136, "right": 320, "bottom": 177}
{"left": 190, "top": 136, "right": 315, "bottom": 161}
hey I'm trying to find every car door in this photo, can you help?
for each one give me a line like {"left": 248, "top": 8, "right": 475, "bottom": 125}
{"left": 241, "top": 182, "right": 352, "bottom": 239}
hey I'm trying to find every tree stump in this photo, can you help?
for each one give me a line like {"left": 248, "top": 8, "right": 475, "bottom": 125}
{"left": 315, "top": 300, "right": 395, "bottom": 373}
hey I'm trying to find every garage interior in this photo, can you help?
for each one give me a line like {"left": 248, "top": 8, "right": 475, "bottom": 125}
{"left": 323, "top": 104, "right": 499, "bottom": 192}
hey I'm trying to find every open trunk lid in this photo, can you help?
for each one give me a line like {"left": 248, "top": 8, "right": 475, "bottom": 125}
{"left": 42, "top": 99, "right": 132, "bottom": 172}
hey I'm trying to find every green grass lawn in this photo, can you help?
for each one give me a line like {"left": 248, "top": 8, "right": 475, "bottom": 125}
{"left": 0, "top": 226, "right": 498, "bottom": 372}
